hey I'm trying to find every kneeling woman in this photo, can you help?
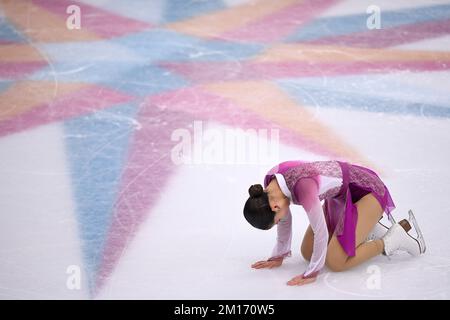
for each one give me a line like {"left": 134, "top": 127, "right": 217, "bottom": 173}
{"left": 243, "top": 160, "right": 425, "bottom": 286}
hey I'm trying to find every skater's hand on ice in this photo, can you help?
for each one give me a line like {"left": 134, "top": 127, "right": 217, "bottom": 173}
{"left": 287, "top": 273, "right": 317, "bottom": 286}
{"left": 251, "top": 258, "right": 283, "bottom": 269}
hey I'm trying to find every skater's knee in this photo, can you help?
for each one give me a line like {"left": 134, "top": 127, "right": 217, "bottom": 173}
{"left": 325, "top": 258, "right": 346, "bottom": 272}
{"left": 325, "top": 238, "right": 348, "bottom": 272}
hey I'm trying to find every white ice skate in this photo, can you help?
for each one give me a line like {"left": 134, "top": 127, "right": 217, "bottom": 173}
{"left": 366, "top": 220, "right": 390, "bottom": 241}
{"left": 382, "top": 209, "right": 426, "bottom": 256}
{"left": 366, "top": 214, "right": 398, "bottom": 241}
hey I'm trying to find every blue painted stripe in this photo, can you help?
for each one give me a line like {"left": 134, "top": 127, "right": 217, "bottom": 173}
{"left": 278, "top": 80, "right": 450, "bottom": 118}
{"left": 101, "top": 64, "right": 187, "bottom": 96}
{"left": 278, "top": 74, "right": 450, "bottom": 107}
{"left": 286, "top": 4, "right": 450, "bottom": 42}
{"left": 0, "top": 80, "right": 13, "bottom": 93}
{"left": 114, "top": 29, "right": 265, "bottom": 62}
{"left": 163, "top": 0, "right": 225, "bottom": 23}
{"left": 29, "top": 61, "right": 142, "bottom": 83}
{"left": 0, "top": 19, "right": 26, "bottom": 43}
{"left": 29, "top": 61, "right": 188, "bottom": 96}
{"left": 64, "top": 102, "right": 139, "bottom": 293}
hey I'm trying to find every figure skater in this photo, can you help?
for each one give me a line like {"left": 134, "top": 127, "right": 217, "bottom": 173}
{"left": 243, "top": 160, "right": 425, "bottom": 286}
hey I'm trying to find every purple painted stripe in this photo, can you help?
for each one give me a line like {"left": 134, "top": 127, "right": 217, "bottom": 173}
{"left": 161, "top": 60, "right": 450, "bottom": 83}
{"left": 0, "top": 40, "right": 20, "bottom": 45}
{"left": 148, "top": 86, "right": 337, "bottom": 157}
{"left": 0, "top": 85, "right": 133, "bottom": 137}
{"left": 94, "top": 104, "right": 196, "bottom": 293}
{"left": 0, "top": 62, "right": 47, "bottom": 79}
{"left": 306, "top": 19, "right": 450, "bottom": 48}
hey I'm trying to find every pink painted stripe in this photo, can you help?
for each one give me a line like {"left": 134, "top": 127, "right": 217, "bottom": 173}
{"left": 94, "top": 104, "right": 196, "bottom": 293}
{"left": 0, "top": 62, "right": 47, "bottom": 79}
{"left": 219, "top": 0, "right": 340, "bottom": 43}
{"left": 306, "top": 19, "right": 450, "bottom": 48}
{"left": 0, "top": 40, "right": 22, "bottom": 45}
{"left": 148, "top": 86, "right": 336, "bottom": 157}
{"left": 0, "top": 85, "right": 133, "bottom": 137}
{"left": 31, "top": 0, "right": 152, "bottom": 38}
{"left": 161, "top": 60, "right": 450, "bottom": 82}
{"left": 94, "top": 86, "right": 340, "bottom": 293}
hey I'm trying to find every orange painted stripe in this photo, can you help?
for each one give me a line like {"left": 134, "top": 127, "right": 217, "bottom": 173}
{"left": 253, "top": 44, "right": 450, "bottom": 63}
{"left": 0, "top": 44, "right": 45, "bottom": 62}
{"left": 204, "top": 81, "right": 378, "bottom": 170}
{"left": 0, "top": 0, "right": 100, "bottom": 43}
{"left": 0, "top": 81, "right": 88, "bottom": 122}
{"left": 166, "top": 0, "right": 298, "bottom": 39}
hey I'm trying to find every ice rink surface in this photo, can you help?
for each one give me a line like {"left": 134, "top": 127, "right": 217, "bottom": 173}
{"left": 0, "top": 0, "right": 450, "bottom": 299}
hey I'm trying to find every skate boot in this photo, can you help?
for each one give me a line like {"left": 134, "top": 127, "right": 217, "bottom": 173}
{"left": 366, "top": 214, "right": 401, "bottom": 241}
{"left": 367, "top": 214, "right": 415, "bottom": 241}
{"left": 366, "top": 220, "right": 390, "bottom": 241}
{"left": 382, "top": 210, "right": 426, "bottom": 256}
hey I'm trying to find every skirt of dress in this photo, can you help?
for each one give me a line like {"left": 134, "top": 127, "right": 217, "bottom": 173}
{"left": 323, "top": 161, "right": 396, "bottom": 256}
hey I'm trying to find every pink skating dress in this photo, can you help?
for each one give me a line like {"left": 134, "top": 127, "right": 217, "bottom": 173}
{"left": 263, "top": 160, "right": 396, "bottom": 278}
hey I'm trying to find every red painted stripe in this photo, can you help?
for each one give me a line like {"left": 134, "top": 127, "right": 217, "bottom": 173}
{"left": 0, "top": 85, "right": 133, "bottom": 137}
{"left": 161, "top": 60, "right": 450, "bottom": 83}
{"left": 0, "top": 62, "right": 47, "bottom": 79}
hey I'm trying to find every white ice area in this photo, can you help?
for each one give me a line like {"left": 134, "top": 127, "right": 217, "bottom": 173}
{"left": 0, "top": 0, "right": 450, "bottom": 300}
{"left": 96, "top": 114, "right": 450, "bottom": 300}
{"left": 1, "top": 92, "right": 449, "bottom": 300}
{"left": 0, "top": 124, "right": 87, "bottom": 299}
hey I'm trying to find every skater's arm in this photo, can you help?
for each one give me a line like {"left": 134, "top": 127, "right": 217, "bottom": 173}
{"left": 251, "top": 210, "right": 292, "bottom": 269}
{"left": 268, "top": 208, "right": 292, "bottom": 261}
{"left": 295, "top": 178, "right": 328, "bottom": 278}
{"left": 302, "top": 197, "right": 328, "bottom": 278}
{"left": 263, "top": 165, "right": 293, "bottom": 261}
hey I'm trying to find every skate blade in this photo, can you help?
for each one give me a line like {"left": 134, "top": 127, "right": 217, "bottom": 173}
{"left": 407, "top": 209, "right": 426, "bottom": 254}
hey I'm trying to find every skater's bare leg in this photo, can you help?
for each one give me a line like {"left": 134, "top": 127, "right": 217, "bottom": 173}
{"left": 329, "top": 238, "right": 384, "bottom": 271}
{"left": 326, "top": 193, "right": 384, "bottom": 272}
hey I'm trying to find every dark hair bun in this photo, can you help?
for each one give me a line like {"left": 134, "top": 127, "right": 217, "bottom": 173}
{"left": 248, "top": 184, "right": 264, "bottom": 198}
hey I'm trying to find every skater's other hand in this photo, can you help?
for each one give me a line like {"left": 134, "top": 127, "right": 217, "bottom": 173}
{"left": 287, "top": 273, "right": 317, "bottom": 286}
{"left": 251, "top": 258, "right": 283, "bottom": 269}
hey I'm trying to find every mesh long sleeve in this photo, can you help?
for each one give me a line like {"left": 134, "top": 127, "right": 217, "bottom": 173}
{"left": 295, "top": 178, "right": 329, "bottom": 277}
{"left": 268, "top": 208, "right": 292, "bottom": 260}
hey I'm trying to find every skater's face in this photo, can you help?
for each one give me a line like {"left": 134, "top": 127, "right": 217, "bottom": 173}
{"left": 265, "top": 180, "right": 290, "bottom": 227}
